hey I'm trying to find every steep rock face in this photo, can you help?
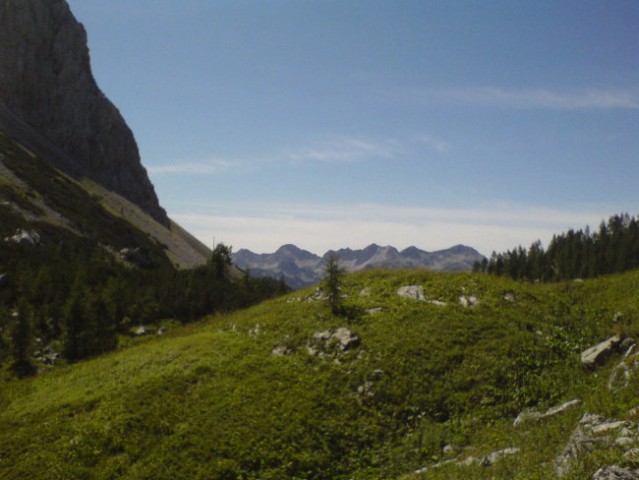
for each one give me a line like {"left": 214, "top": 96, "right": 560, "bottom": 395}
{"left": 0, "top": 0, "right": 167, "bottom": 225}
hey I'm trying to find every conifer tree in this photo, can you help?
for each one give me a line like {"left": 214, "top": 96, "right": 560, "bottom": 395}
{"left": 8, "top": 303, "right": 35, "bottom": 377}
{"left": 323, "top": 252, "right": 344, "bottom": 315}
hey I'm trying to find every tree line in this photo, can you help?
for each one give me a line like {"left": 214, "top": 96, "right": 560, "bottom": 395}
{"left": 474, "top": 213, "right": 639, "bottom": 281}
{"left": 0, "top": 236, "right": 288, "bottom": 377}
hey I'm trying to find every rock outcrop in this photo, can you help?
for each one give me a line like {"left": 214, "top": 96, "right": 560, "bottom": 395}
{"left": 581, "top": 336, "right": 622, "bottom": 368}
{"left": 0, "top": 0, "right": 167, "bottom": 225}
{"left": 555, "top": 413, "right": 639, "bottom": 477}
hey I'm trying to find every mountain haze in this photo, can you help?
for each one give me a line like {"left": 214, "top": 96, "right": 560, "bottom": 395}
{"left": 233, "top": 243, "right": 485, "bottom": 288}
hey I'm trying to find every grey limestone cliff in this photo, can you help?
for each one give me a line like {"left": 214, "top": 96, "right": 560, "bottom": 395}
{"left": 0, "top": 0, "right": 167, "bottom": 225}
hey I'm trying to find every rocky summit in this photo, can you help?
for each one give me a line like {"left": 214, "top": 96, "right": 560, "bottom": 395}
{"left": 0, "top": 0, "right": 167, "bottom": 225}
{"left": 233, "top": 243, "right": 486, "bottom": 289}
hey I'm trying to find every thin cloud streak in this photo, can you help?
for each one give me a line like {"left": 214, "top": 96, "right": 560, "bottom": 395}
{"left": 148, "top": 133, "right": 447, "bottom": 176}
{"left": 285, "top": 137, "right": 396, "bottom": 164}
{"left": 148, "top": 158, "right": 246, "bottom": 175}
{"left": 171, "top": 202, "right": 614, "bottom": 256}
{"left": 413, "top": 134, "right": 451, "bottom": 153}
{"left": 419, "top": 86, "right": 639, "bottom": 110}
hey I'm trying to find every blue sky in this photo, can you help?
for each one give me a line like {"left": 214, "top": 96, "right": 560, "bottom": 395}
{"left": 66, "top": 0, "right": 639, "bottom": 255}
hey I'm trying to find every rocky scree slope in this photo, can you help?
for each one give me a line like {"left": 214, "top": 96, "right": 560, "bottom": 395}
{"left": 0, "top": 0, "right": 166, "bottom": 225}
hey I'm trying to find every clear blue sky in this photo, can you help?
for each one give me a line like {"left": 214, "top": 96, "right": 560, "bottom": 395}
{"left": 66, "top": 0, "right": 639, "bottom": 256}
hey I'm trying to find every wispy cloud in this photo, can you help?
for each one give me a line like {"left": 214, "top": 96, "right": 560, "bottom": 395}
{"left": 419, "top": 86, "right": 639, "bottom": 110}
{"left": 285, "top": 137, "right": 396, "bottom": 164}
{"left": 147, "top": 158, "right": 245, "bottom": 175}
{"left": 413, "top": 134, "right": 451, "bottom": 153}
{"left": 170, "top": 202, "right": 615, "bottom": 256}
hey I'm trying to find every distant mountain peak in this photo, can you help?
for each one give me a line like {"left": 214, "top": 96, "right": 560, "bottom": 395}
{"left": 233, "top": 243, "right": 485, "bottom": 289}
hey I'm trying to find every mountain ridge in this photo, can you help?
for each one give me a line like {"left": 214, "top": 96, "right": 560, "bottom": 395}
{"left": 0, "top": 0, "right": 167, "bottom": 225}
{"left": 233, "top": 243, "right": 485, "bottom": 289}
{"left": 0, "top": 0, "right": 210, "bottom": 268}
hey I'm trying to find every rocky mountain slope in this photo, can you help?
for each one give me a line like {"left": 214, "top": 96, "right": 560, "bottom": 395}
{"left": 233, "top": 243, "right": 485, "bottom": 288}
{"left": 0, "top": 0, "right": 210, "bottom": 268}
{"left": 0, "top": 0, "right": 166, "bottom": 225}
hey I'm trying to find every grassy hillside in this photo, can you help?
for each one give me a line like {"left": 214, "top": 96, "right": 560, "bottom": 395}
{"left": 2, "top": 268, "right": 639, "bottom": 479}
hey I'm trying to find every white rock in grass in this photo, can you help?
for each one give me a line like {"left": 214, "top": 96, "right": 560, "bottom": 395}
{"left": 397, "top": 285, "right": 425, "bottom": 301}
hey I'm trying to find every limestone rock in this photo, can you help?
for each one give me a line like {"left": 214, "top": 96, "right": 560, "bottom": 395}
{"left": 331, "top": 327, "right": 360, "bottom": 351}
{"left": 514, "top": 399, "right": 581, "bottom": 427}
{"left": 591, "top": 465, "right": 639, "bottom": 480}
{"left": 307, "top": 327, "right": 360, "bottom": 358}
{"left": 271, "top": 345, "right": 293, "bottom": 357}
{"left": 608, "top": 356, "right": 639, "bottom": 391}
{"left": 0, "top": 0, "right": 167, "bottom": 225}
{"left": 459, "top": 295, "right": 479, "bottom": 307}
{"left": 581, "top": 336, "right": 621, "bottom": 368}
{"left": 5, "top": 228, "right": 40, "bottom": 245}
{"left": 555, "top": 413, "right": 639, "bottom": 477}
{"left": 397, "top": 285, "right": 425, "bottom": 301}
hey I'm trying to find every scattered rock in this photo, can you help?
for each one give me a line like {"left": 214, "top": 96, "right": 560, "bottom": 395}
{"left": 555, "top": 413, "right": 639, "bottom": 477}
{"left": 513, "top": 410, "right": 543, "bottom": 427}
{"left": 621, "top": 337, "right": 636, "bottom": 352}
{"left": 0, "top": 272, "right": 6, "bottom": 286}
{"left": 397, "top": 285, "right": 425, "bottom": 301}
{"left": 357, "top": 381, "right": 375, "bottom": 398}
{"left": 134, "top": 326, "right": 147, "bottom": 336}
{"left": 429, "top": 300, "right": 448, "bottom": 307}
{"left": 483, "top": 447, "right": 520, "bottom": 466}
{"left": 442, "top": 444, "right": 455, "bottom": 456}
{"left": 33, "top": 345, "right": 59, "bottom": 365}
{"left": 366, "top": 307, "right": 383, "bottom": 315}
{"left": 513, "top": 399, "right": 582, "bottom": 427}
{"left": 591, "top": 465, "right": 639, "bottom": 480}
{"left": 460, "top": 447, "right": 520, "bottom": 467}
{"left": 248, "top": 324, "right": 262, "bottom": 336}
{"left": 608, "top": 354, "right": 639, "bottom": 390}
{"left": 414, "top": 447, "right": 519, "bottom": 474}
{"left": 581, "top": 336, "right": 621, "bottom": 368}
{"left": 503, "top": 292, "right": 515, "bottom": 302}
{"left": 359, "top": 287, "right": 371, "bottom": 297}
{"left": 271, "top": 345, "right": 293, "bottom": 357}
{"left": 307, "top": 327, "right": 360, "bottom": 358}
{"left": 306, "top": 288, "right": 328, "bottom": 302}
{"left": 118, "top": 247, "right": 154, "bottom": 267}
{"left": 459, "top": 295, "right": 479, "bottom": 307}
{"left": 5, "top": 228, "right": 40, "bottom": 246}
{"left": 331, "top": 327, "right": 360, "bottom": 351}
{"left": 545, "top": 399, "right": 582, "bottom": 417}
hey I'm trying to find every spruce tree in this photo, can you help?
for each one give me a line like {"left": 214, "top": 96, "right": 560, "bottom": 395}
{"left": 323, "top": 253, "right": 344, "bottom": 315}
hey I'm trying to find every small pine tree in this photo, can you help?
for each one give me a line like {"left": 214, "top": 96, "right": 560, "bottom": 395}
{"left": 9, "top": 304, "right": 35, "bottom": 377}
{"left": 323, "top": 253, "right": 344, "bottom": 315}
